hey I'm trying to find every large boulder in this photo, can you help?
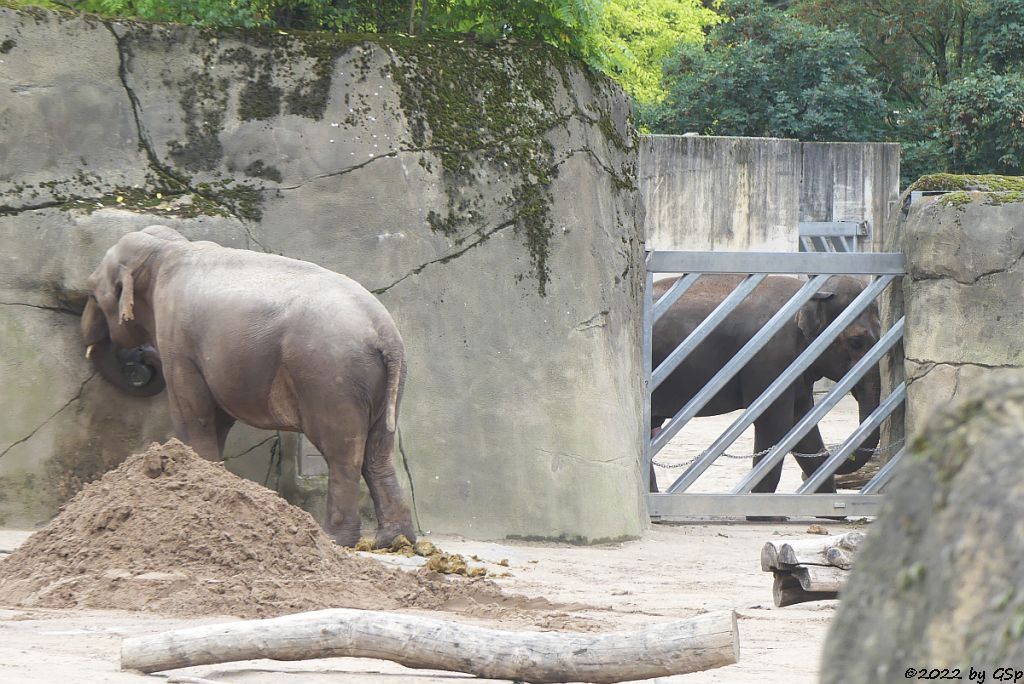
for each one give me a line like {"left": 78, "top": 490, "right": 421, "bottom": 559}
{"left": 0, "top": 6, "right": 645, "bottom": 540}
{"left": 822, "top": 371, "right": 1024, "bottom": 681}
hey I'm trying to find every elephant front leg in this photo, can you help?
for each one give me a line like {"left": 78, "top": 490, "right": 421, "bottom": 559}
{"left": 165, "top": 363, "right": 225, "bottom": 461}
{"left": 792, "top": 384, "right": 837, "bottom": 495}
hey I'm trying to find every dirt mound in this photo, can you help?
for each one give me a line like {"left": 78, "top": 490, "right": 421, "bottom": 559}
{"left": 0, "top": 440, "right": 513, "bottom": 619}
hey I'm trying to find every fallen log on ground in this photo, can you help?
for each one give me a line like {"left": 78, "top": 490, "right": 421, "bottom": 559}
{"left": 762, "top": 531, "right": 865, "bottom": 606}
{"left": 121, "top": 608, "right": 739, "bottom": 683}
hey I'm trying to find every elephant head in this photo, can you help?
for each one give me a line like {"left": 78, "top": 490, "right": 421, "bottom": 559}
{"left": 81, "top": 226, "right": 184, "bottom": 396}
{"left": 797, "top": 276, "right": 882, "bottom": 473}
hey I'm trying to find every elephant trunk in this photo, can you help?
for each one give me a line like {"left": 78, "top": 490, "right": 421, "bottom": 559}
{"left": 81, "top": 298, "right": 166, "bottom": 397}
{"left": 836, "top": 363, "right": 881, "bottom": 475}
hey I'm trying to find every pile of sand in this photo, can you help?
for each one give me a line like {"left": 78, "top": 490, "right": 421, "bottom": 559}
{"left": 0, "top": 440, "right": 511, "bottom": 619}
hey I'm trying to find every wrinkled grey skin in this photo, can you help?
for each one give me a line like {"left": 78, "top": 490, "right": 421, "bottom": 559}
{"left": 81, "top": 226, "right": 415, "bottom": 548}
{"left": 651, "top": 274, "right": 881, "bottom": 495}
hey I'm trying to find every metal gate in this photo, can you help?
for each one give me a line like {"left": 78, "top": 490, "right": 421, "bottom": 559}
{"left": 798, "top": 220, "right": 869, "bottom": 253}
{"left": 642, "top": 250, "right": 907, "bottom": 519}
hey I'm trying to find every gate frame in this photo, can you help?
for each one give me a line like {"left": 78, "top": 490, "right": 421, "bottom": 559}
{"left": 642, "top": 250, "right": 907, "bottom": 520}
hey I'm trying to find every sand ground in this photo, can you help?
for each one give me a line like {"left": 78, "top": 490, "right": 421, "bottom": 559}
{"left": 0, "top": 397, "right": 865, "bottom": 683}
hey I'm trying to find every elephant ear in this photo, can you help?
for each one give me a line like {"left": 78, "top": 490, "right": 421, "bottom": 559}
{"left": 796, "top": 290, "right": 834, "bottom": 341}
{"left": 117, "top": 265, "right": 135, "bottom": 322}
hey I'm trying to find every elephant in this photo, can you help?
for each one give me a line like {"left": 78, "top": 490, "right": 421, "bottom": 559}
{"left": 650, "top": 274, "right": 881, "bottom": 496}
{"left": 81, "top": 225, "right": 416, "bottom": 548}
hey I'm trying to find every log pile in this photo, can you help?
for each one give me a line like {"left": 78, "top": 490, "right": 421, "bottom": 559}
{"left": 761, "top": 531, "right": 864, "bottom": 607}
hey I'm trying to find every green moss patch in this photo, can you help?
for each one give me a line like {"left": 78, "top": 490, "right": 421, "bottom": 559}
{"left": 911, "top": 173, "right": 1024, "bottom": 193}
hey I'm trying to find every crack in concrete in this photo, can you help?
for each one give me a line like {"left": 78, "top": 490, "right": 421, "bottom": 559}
{"left": 372, "top": 218, "right": 516, "bottom": 294}
{"left": 0, "top": 199, "right": 69, "bottom": 216}
{"left": 911, "top": 243, "right": 1024, "bottom": 285}
{"left": 396, "top": 427, "right": 421, "bottom": 532}
{"left": 574, "top": 310, "right": 609, "bottom": 332}
{"left": 0, "top": 301, "right": 79, "bottom": 316}
{"left": 537, "top": 447, "right": 628, "bottom": 466}
{"left": 905, "top": 357, "right": 1022, "bottom": 388}
{"left": 368, "top": 140, "right": 625, "bottom": 296}
{"left": 223, "top": 435, "right": 276, "bottom": 463}
{"left": 275, "top": 128, "right": 576, "bottom": 192}
{"left": 101, "top": 21, "right": 269, "bottom": 253}
{"left": 0, "top": 372, "right": 95, "bottom": 460}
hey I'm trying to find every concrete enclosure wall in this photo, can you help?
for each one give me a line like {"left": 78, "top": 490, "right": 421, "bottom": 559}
{"left": 639, "top": 135, "right": 900, "bottom": 251}
{"left": 882, "top": 185, "right": 1024, "bottom": 439}
{"left": 0, "top": 7, "right": 646, "bottom": 541}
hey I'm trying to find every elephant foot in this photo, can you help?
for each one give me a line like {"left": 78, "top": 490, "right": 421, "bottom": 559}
{"left": 373, "top": 523, "right": 417, "bottom": 550}
{"left": 746, "top": 515, "right": 788, "bottom": 523}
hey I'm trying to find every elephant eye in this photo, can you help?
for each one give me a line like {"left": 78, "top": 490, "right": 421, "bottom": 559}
{"left": 848, "top": 335, "right": 867, "bottom": 350}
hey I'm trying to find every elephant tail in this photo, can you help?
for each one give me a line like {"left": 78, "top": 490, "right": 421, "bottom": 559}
{"left": 380, "top": 342, "right": 405, "bottom": 433}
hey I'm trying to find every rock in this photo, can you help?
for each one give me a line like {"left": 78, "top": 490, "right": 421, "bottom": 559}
{"left": 821, "top": 372, "right": 1024, "bottom": 682}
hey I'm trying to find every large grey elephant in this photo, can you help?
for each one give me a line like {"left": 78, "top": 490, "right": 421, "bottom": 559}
{"left": 81, "top": 225, "right": 415, "bottom": 548}
{"left": 651, "top": 274, "right": 881, "bottom": 495}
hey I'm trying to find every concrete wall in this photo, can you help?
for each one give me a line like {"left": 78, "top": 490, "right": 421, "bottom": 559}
{"left": 639, "top": 135, "right": 901, "bottom": 251}
{"left": 0, "top": 7, "right": 646, "bottom": 541}
{"left": 800, "top": 142, "right": 901, "bottom": 251}
{"left": 882, "top": 187, "right": 1024, "bottom": 439}
{"left": 639, "top": 135, "right": 802, "bottom": 251}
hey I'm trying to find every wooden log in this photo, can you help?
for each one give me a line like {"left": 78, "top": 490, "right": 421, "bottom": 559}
{"left": 762, "top": 531, "right": 864, "bottom": 570}
{"left": 772, "top": 572, "right": 838, "bottom": 607}
{"left": 835, "top": 456, "right": 882, "bottom": 489}
{"left": 760, "top": 541, "right": 780, "bottom": 572}
{"left": 791, "top": 565, "right": 849, "bottom": 593}
{"left": 121, "top": 608, "right": 740, "bottom": 682}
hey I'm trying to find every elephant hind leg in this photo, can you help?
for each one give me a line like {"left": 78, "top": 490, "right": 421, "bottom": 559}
{"left": 362, "top": 417, "right": 416, "bottom": 549}
{"left": 308, "top": 403, "right": 370, "bottom": 547}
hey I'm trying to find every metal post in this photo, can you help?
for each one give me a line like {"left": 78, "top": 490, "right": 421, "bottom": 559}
{"left": 642, "top": 255, "right": 654, "bottom": 495}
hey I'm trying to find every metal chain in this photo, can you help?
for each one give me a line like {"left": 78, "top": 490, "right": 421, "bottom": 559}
{"left": 651, "top": 438, "right": 906, "bottom": 469}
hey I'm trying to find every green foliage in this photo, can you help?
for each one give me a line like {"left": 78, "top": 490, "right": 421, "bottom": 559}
{"left": 644, "top": 0, "right": 886, "bottom": 141}
{"left": 593, "top": 0, "right": 721, "bottom": 104}
{"left": 791, "top": 0, "right": 1024, "bottom": 184}
{"left": 938, "top": 69, "right": 1024, "bottom": 174}
{"left": 969, "top": 0, "right": 1024, "bottom": 73}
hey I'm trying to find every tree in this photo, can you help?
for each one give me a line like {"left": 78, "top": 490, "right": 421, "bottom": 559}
{"left": 645, "top": 0, "right": 887, "bottom": 141}
{"left": 592, "top": 0, "right": 722, "bottom": 104}
{"left": 938, "top": 70, "right": 1024, "bottom": 174}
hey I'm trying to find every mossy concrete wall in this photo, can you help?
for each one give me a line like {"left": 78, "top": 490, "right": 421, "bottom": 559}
{"left": 880, "top": 176, "right": 1024, "bottom": 440}
{"left": 0, "top": 6, "right": 646, "bottom": 541}
{"left": 638, "top": 135, "right": 900, "bottom": 251}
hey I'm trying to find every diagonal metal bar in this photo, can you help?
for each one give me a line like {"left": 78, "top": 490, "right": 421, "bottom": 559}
{"left": 731, "top": 314, "right": 904, "bottom": 494}
{"left": 653, "top": 273, "right": 702, "bottom": 323}
{"left": 666, "top": 280, "right": 899, "bottom": 494}
{"left": 651, "top": 274, "right": 832, "bottom": 457}
{"left": 797, "top": 382, "right": 907, "bottom": 493}
{"left": 861, "top": 446, "right": 908, "bottom": 494}
{"left": 651, "top": 274, "right": 767, "bottom": 392}
{"left": 642, "top": 260, "right": 655, "bottom": 495}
